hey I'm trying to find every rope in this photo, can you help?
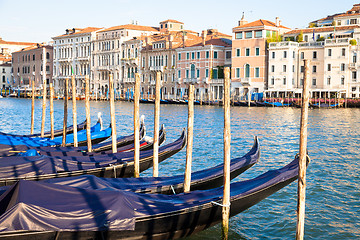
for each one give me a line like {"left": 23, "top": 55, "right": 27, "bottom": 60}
{"left": 170, "top": 185, "right": 176, "bottom": 195}
{"left": 211, "top": 201, "right": 230, "bottom": 207}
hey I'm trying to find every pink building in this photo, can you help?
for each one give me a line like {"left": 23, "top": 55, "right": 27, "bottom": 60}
{"left": 176, "top": 29, "right": 232, "bottom": 100}
{"left": 232, "top": 16, "right": 290, "bottom": 98}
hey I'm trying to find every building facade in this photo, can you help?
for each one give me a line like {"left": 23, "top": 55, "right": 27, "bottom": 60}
{"left": 12, "top": 44, "right": 53, "bottom": 89}
{"left": 0, "top": 62, "right": 12, "bottom": 89}
{"left": 52, "top": 27, "right": 102, "bottom": 95}
{"left": 231, "top": 16, "right": 290, "bottom": 99}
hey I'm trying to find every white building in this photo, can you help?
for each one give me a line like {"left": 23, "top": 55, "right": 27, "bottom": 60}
{"left": 92, "top": 24, "right": 159, "bottom": 96}
{"left": 0, "top": 62, "right": 12, "bottom": 90}
{"left": 52, "top": 27, "right": 102, "bottom": 95}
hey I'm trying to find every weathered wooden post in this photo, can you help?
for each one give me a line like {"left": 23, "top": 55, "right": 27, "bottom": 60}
{"left": 296, "top": 59, "right": 310, "bottom": 240}
{"left": 61, "top": 78, "right": 69, "bottom": 147}
{"left": 71, "top": 75, "right": 78, "bottom": 147}
{"left": 49, "top": 82, "right": 54, "bottom": 139}
{"left": 222, "top": 67, "right": 231, "bottom": 240}
{"left": 30, "top": 79, "right": 35, "bottom": 134}
{"left": 184, "top": 84, "right": 194, "bottom": 193}
{"left": 248, "top": 89, "right": 251, "bottom": 107}
{"left": 109, "top": 74, "right": 117, "bottom": 153}
{"left": 153, "top": 71, "right": 161, "bottom": 177}
{"left": 40, "top": 47, "right": 47, "bottom": 138}
{"left": 134, "top": 73, "right": 140, "bottom": 178}
{"left": 85, "top": 75, "right": 92, "bottom": 152}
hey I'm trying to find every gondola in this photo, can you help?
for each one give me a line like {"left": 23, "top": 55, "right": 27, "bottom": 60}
{"left": 0, "top": 119, "right": 87, "bottom": 139}
{"left": 0, "top": 155, "right": 303, "bottom": 240}
{"left": 263, "top": 101, "right": 291, "bottom": 107}
{"left": 32, "top": 136, "right": 259, "bottom": 195}
{"left": 22, "top": 124, "right": 166, "bottom": 158}
{"left": 309, "top": 103, "right": 339, "bottom": 108}
{"left": 0, "top": 121, "right": 111, "bottom": 148}
{"left": 0, "top": 129, "right": 186, "bottom": 186}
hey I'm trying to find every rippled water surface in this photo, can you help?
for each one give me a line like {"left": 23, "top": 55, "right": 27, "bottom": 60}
{"left": 0, "top": 98, "right": 359, "bottom": 239}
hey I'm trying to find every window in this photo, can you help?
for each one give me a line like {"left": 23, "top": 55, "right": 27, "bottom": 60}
{"left": 191, "top": 52, "right": 195, "bottom": 60}
{"left": 352, "top": 71, "right": 357, "bottom": 80}
{"left": 235, "top": 32, "right": 243, "bottom": 39}
{"left": 327, "top": 64, "right": 331, "bottom": 71}
{"left": 342, "top": 48, "right": 346, "bottom": 57}
{"left": 255, "top": 47, "right": 260, "bottom": 56}
{"left": 301, "top": 66, "right": 304, "bottom": 73}
{"left": 197, "top": 52, "right": 200, "bottom": 59}
{"left": 272, "top": 52, "right": 275, "bottom": 59}
{"left": 226, "top": 51, "right": 231, "bottom": 59}
{"left": 328, "top": 49, "right": 332, "bottom": 57}
{"left": 206, "top": 51, "right": 209, "bottom": 58}
{"left": 212, "top": 68, "right": 218, "bottom": 79}
{"left": 255, "top": 67, "right": 260, "bottom": 78}
{"left": 178, "top": 53, "right": 181, "bottom": 60}
{"left": 236, "top": 48, "right": 241, "bottom": 57}
{"left": 245, "top": 64, "right": 250, "bottom": 78}
{"left": 283, "top": 77, "right": 286, "bottom": 85}
{"left": 186, "top": 52, "right": 189, "bottom": 59}
{"left": 313, "top": 51, "right": 317, "bottom": 59}
{"left": 283, "top": 65, "right": 287, "bottom": 72}
{"left": 301, "top": 52, "right": 304, "bottom": 59}
{"left": 312, "top": 65, "right": 317, "bottom": 73}
{"left": 341, "top": 76, "right": 345, "bottom": 85}
{"left": 186, "top": 69, "right": 189, "bottom": 78}
{"left": 178, "top": 70, "right": 181, "bottom": 78}
{"left": 312, "top": 78, "right": 316, "bottom": 86}
{"left": 283, "top": 51, "right": 287, "bottom": 58}
{"left": 292, "top": 65, "right": 295, "bottom": 72}
{"left": 197, "top": 69, "right": 200, "bottom": 78}
{"left": 341, "top": 63, "right": 345, "bottom": 71}
{"left": 271, "top": 77, "right": 274, "bottom": 85}
{"left": 271, "top": 65, "right": 275, "bottom": 72}
{"left": 33, "top": 54, "right": 35, "bottom": 61}
{"left": 350, "top": 19, "right": 357, "bottom": 24}
{"left": 214, "top": 51, "right": 218, "bottom": 59}
{"left": 293, "top": 51, "right": 295, "bottom": 58}
{"left": 205, "top": 69, "right": 209, "bottom": 78}
{"left": 245, "top": 48, "right": 250, "bottom": 56}
{"left": 255, "top": 30, "right": 262, "bottom": 38}
{"left": 245, "top": 31, "right": 252, "bottom": 39}
{"left": 327, "top": 76, "right": 331, "bottom": 85}
{"left": 236, "top": 68, "right": 240, "bottom": 78}
{"left": 190, "top": 64, "right": 195, "bottom": 78}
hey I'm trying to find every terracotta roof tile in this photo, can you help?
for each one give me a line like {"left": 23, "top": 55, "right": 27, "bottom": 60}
{"left": 160, "top": 19, "right": 184, "bottom": 24}
{"left": 233, "top": 19, "right": 290, "bottom": 31}
{"left": 13, "top": 43, "right": 52, "bottom": 53}
{"left": 53, "top": 27, "right": 102, "bottom": 38}
{"left": 98, "top": 24, "right": 159, "bottom": 33}
{"left": 285, "top": 25, "right": 359, "bottom": 35}
{"left": 0, "top": 39, "right": 35, "bottom": 46}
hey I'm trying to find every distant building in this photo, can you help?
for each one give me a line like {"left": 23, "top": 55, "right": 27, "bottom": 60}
{"left": 176, "top": 29, "right": 232, "bottom": 100}
{"left": 92, "top": 24, "right": 159, "bottom": 96}
{"left": 12, "top": 44, "right": 53, "bottom": 89}
{"left": 231, "top": 16, "right": 290, "bottom": 99}
{"left": 0, "top": 62, "right": 12, "bottom": 89}
{"left": 52, "top": 27, "right": 102, "bottom": 95}
{"left": 0, "top": 37, "right": 35, "bottom": 56}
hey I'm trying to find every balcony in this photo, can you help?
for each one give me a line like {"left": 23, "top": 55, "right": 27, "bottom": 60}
{"left": 150, "top": 66, "right": 165, "bottom": 72}
{"left": 123, "top": 78, "right": 135, "bottom": 83}
{"left": 209, "top": 78, "right": 224, "bottom": 84}
{"left": 183, "top": 78, "right": 199, "bottom": 84}
{"left": 97, "top": 66, "right": 110, "bottom": 71}
{"left": 240, "top": 78, "right": 251, "bottom": 84}
{"left": 122, "top": 58, "right": 138, "bottom": 66}
{"left": 349, "top": 63, "right": 356, "bottom": 70}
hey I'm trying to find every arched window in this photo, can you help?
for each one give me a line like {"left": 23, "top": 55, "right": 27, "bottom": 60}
{"left": 245, "top": 64, "right": 250, "bottom": 78}
{"left": 46, "top": 52, "right": 50, "bottom": 59}
{"left": 190, "top": 64, "right": 196, "bottom": 79}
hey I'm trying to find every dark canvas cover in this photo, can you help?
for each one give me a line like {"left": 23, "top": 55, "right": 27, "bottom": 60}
{"left": 0, "top": 180, "right": 135, "bottom": 231}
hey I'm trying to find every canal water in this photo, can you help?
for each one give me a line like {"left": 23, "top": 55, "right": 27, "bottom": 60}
{"left": 0, "top": 98, "right": 359, "bottom": 239}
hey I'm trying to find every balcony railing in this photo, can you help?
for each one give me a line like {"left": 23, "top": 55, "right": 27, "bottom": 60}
{"left": 209, "top": 78, "right": 224, "bottom": 84}
{"left": 183, "top": 78, "right": 199, "bottom": 83}
{"left": 240, "top": 78, "right": 251, "bottom": 84}
{"left": 149, "top": 66, "right": 165, "bottom": 72}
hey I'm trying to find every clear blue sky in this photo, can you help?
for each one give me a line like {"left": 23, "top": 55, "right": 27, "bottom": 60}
{"left": 0, "top": 0, "right": 358, "bottom": 43}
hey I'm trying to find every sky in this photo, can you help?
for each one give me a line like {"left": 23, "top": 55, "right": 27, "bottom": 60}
{"left": 0, "top": 0, "right": 358, "bottom": 43}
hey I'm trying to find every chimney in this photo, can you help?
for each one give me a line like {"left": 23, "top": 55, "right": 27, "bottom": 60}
{"left": 238, "top": 12, "right": 248, "bottom": 26}
{"left": 182, "top": 31, "right": 187, "bottom": 48}
{"left": 275, "top": 17, "right": 280, "bottom": 27}
{"left": 201, "top": 30, "right": 207, "bottom": 46}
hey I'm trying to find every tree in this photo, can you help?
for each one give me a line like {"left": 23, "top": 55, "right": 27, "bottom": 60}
{"left": 297, "top": 31, "right": 304, "bottom": 42}
{"left": 350, "top": 39, "right": 357, "bottom": 45}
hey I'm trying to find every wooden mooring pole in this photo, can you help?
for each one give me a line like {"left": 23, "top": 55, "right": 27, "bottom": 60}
{"left": 153, "top": 72, "right": 161, "bottom": 177}
{"left": 61, "top": 78, "right": 69, "bottom": 147}
{"left": 49, "top": 82, "right": 54, "bottom": 139}
{"left": 30, "top": 79, "right": 35, "bottom": 134}
{"left": 109, "top": 74, "right": 117, "bottom": 153}
{"left": 85, "top": 75, "right": 92, "bottom": 152}
{"left": 40, "top": 47, "right": 47, "bottom": 138}
{"left": 71, "top": 75, "right": 78, "bottom": 147}
{"left": 134, "top": 73, "right": 140, "bottom": 178}
{"left": 222, "top": 67, "right": 231, "bottom": 240}
{"left": 296, "top": 59, "right": 310, "bottom": 240}
{"left": 184, "top": 84, "right": 194, "bottom": 193}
